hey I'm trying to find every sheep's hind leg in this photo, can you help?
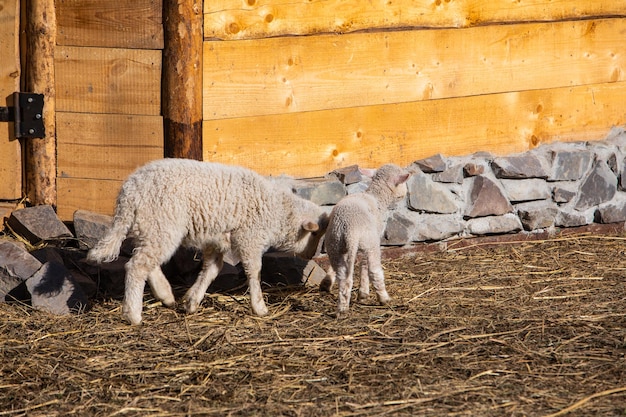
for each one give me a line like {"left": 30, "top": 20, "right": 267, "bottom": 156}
{"left": 367, "top": 250, "right": 391, "bottom": 305}
{"left": 147, "top": 267, "right": 175, "bottom": 307}
{"left": 357, "top": 257, "right": 370, "bottom": 302}
{"left": 336, "top": 259, "right": 355, "bottom": 319}
{"left": 184, "top": 248, "right": 224, "bottom": 314}
{"left": 123, "top": 251, "right": 157, "bottom": 325}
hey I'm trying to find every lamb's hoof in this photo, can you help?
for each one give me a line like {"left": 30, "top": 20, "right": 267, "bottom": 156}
{"left": 336, "top": 309, "right": 350, "bottom": 320}
{"left": 319, "top": 276, "right": 333, "bottom": 292}
{"left": 122, "top": 308, "right": 142, "bottom": 326}
{"left": 357, "top": 292, "right": 369, "bottom": 303}
{"left": 252, "top": 304, "right": 269, "bottom": 317}
{"left": 161, "top": 297, "right": 176, "bottom": 308}
{"left": 184, "top": 299, "right": 200, "bottom": 314}
{"left": 377, "top": 293, "right": 391, "bottom": 306}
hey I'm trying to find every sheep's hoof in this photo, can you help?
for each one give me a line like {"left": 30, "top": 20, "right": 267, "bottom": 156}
{"left": 122, "top": 308, "right": 143, "bottom": 326}
{"left": 161, "top": 297, "right": 176, "bottom": 308}
{"left": 184, "top": 299, "right": 199, "bottom": 314}
{"left": 357, "top": 292, "right": 369, "bottom": 302}
{"left": 252, "top": 304, "right": 269, "bottom": 317}
{"left": 319, "top": 276, "right": 333, "bottom": 292}
{"left": 336, "top": 309, "right": 350, "bottom": 320}
{"left": 378, "top": 293, "right": 391, "bottom": 306}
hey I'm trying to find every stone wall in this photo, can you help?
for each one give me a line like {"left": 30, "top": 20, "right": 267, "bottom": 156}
{"left": 296, "top": 127, "right": 626, "bottom": 246}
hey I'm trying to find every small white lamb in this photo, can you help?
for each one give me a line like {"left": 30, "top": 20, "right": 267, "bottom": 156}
{"left": 87, "top": 159, "right": 329, "bottom": 325}
{"left": 320, "top": 164, "right": 410, "bottom": 318}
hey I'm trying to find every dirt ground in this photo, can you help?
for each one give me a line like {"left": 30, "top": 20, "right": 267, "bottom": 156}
{"left": 1, "top": 232, "right": 625, "bottom": 416}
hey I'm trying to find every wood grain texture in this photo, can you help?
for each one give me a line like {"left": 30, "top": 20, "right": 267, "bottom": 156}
{"left": 163, "top": 0, "right": 204, "bottom": 159}
{"left": 202, "top": 82, "right": 626, "bottom": 178}
{"left": 203, "top": 18, "right": 626, "bottom": 120}
{"left": 57, "top": 178, "right": 121, "bottom": 220}
{"left": 56, "top": 112, "right": 163, "bottom": 181}
{"left": 56, "top": 0, "right": 163, "bottom": 49}
{"left": 55, "top": 46, "right": 161, "bottom": 115}
{"left": 204, "top": 0, "right": 626, "bottom": 40}
{"left": 0, "top": 0, "right": 21, "bottom": 200}
{"left": 24, "top": 0, "right": 57, "bottom": 207}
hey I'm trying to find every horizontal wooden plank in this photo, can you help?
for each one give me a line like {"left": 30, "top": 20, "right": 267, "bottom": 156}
{"left": 57, "top": 178, "right": 121, "bottom": 220}
{"left": 202, "top": 82, "right": 626, "bottom": 178}
{"left": 55, "top": 46, "right": 161, "bottom": 115}
{"left": 56, "top": 0, "right": 164, "bottom": 49}
{"left": 203, "top": 18, "right": 626, "bottom": 120}
{"left": 57, "top": 112, "right": 163, "bottom": 181}
{"left": 204, "top": 0, "right": 626, "bottom": 40}
{"left": 0, "top": 0, "right": 21, "bottom": 200}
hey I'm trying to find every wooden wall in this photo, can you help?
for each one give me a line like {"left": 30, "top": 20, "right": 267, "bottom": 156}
{"left": 202, "top": 0, "right": 626, "bottom": 178}
{"left": 54, "top": 0, "right": 164, "bottom": 220}
{"left": 0, "top": 0, "right": 22, "bottom": 218}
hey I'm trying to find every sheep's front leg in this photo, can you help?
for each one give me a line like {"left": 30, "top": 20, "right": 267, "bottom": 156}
{"left": 241, "top": 257, "right": 269, "bottom": 317}
{"left": 184, "top": 249, "right": 224, "bottom": 314}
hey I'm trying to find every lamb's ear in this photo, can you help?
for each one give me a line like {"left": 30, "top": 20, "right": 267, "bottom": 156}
{"left": 395, "top": 173, "right": 410, "bottom": 185}
{"left": 302, "top": 220, "right": 320, "bottom": 232}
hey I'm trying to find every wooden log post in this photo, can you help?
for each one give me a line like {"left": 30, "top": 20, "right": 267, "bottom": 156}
{"left": 23, "top": 0, "right": 57, "bottom": 207}
{"left": 162, "top": 0, "right": 203, "bottom": 160}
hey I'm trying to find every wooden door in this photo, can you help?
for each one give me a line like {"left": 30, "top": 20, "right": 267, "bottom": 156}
{"left": 0, "top": 0, "right": 22, "bottom": 213}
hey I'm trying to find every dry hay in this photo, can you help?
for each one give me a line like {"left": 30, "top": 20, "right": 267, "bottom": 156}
{"left": 1, "top": 233, "right": 625, "bottom": 416}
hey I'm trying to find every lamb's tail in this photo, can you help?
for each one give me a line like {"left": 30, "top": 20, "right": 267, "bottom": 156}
{"left": 86, "top": 192, "right": 135, "bottom": 264}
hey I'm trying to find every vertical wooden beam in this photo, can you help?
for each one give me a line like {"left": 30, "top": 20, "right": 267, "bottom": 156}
{"left": 23, "top": 0, "right": 57, "bottom": 207}
{"left": 162, "top": 0, "right": 203, "bottom": 160}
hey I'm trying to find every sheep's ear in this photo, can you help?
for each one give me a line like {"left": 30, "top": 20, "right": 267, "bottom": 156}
{"left": 395, "top": 173, "right": 410, "bottom": 185}
{"left": 302, "top": 220, "right": 320, "bottom": 232}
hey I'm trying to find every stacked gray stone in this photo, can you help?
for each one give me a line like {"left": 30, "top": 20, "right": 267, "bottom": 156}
{"left": 317, "top": 126, "right": 626, "bottom": 245}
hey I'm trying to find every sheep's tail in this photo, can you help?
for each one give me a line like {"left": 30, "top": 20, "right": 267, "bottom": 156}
{"left": 86, "top": 192, "right": 135, "bottom": 264}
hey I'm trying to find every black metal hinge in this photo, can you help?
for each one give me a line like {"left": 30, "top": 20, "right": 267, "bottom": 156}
{"left": 0, "top": 92, "right": 45, "bottom": 139}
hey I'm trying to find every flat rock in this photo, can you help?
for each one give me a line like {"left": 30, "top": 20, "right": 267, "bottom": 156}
{"left": 414, "top": 214, "right": 464, "bottom": 242}
{"left": 549, "top": 150, "right": 592, "bottom": 181}
{"left": 492, "top": 154, "right": 548, "bottom": 179}
{"left": 501, "top": 179, "right": 551, "bottom": 203}
{"left": 407, "top": 172, "right": 459, "bottom": 214}
{"left": 464, "top": 176, "right": 513, "bottom": 218}
{"left": 595, "top": 196, "right": 626, "bottom": 224}
{"left": 552, "top": 184, "right": 578, "bottom": 204}
{"left": 6, "top": 205, "right": 73, "bottom": 245}
{"left": 0, "top": 240, "right": 43, "bottom": 302}
{"left": 463, "top": 162, "right": 486, "bottom": 177}
{"left": 467, "top": 213, "right": 522, "bottom": 235}
{"left": 382, "top": 212, "right": 416, "bottom": 246}
{"left": 413, "top": 154, "right": 447, "bottom": 173}
{"left": 330, "top": 165, "right": 367, "bottom": 185}
{"left": 516, "top": 202, "right": 558, "bottom": 231}
{"left": 74, "top": 210, "right": 113, "bottom": 250}
{"left": 293, "top": 178, "right": 346, "bottom": 205}
{"left": 432, "top": 164, "right": 464, "bottom": 184}
{"left": 26, "top": 261, "right": 89, "bottom": 315}
{"left": 574, "top": 160, "right": 617, "bottom": 211}
{"left": 555, "top": 208, "right": 593, "bottom": 228}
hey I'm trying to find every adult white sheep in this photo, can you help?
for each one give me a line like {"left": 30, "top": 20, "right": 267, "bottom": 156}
{"left": 320, "top": 164, "right": 410, "bottom": 318}
{"left": 87, "top": 158, "right": 329, "bottom": 325}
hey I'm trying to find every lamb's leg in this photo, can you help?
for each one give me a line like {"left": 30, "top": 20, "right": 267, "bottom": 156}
{"left": 336, "top": 257, "right": 355, "bottom": 319}
{"left": 147, "top": 267, "right": 175, "bottom": 307}
{"left": 357, "top": 257, "right": 370, "bottom": 302}
{"left": 123, "top": 251, "right": 156, "bottom": 325}
{"left": 241, "top": 256, "right": 269, "bottom": 317}
{"left": 367, "top": 248, "right": 390, "bottom": 305}
{"left": 184, "top": 248, "right": 224, "bottom": 314}
{"left": 319, "top": 265, "right": 336, "bottom": 292}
